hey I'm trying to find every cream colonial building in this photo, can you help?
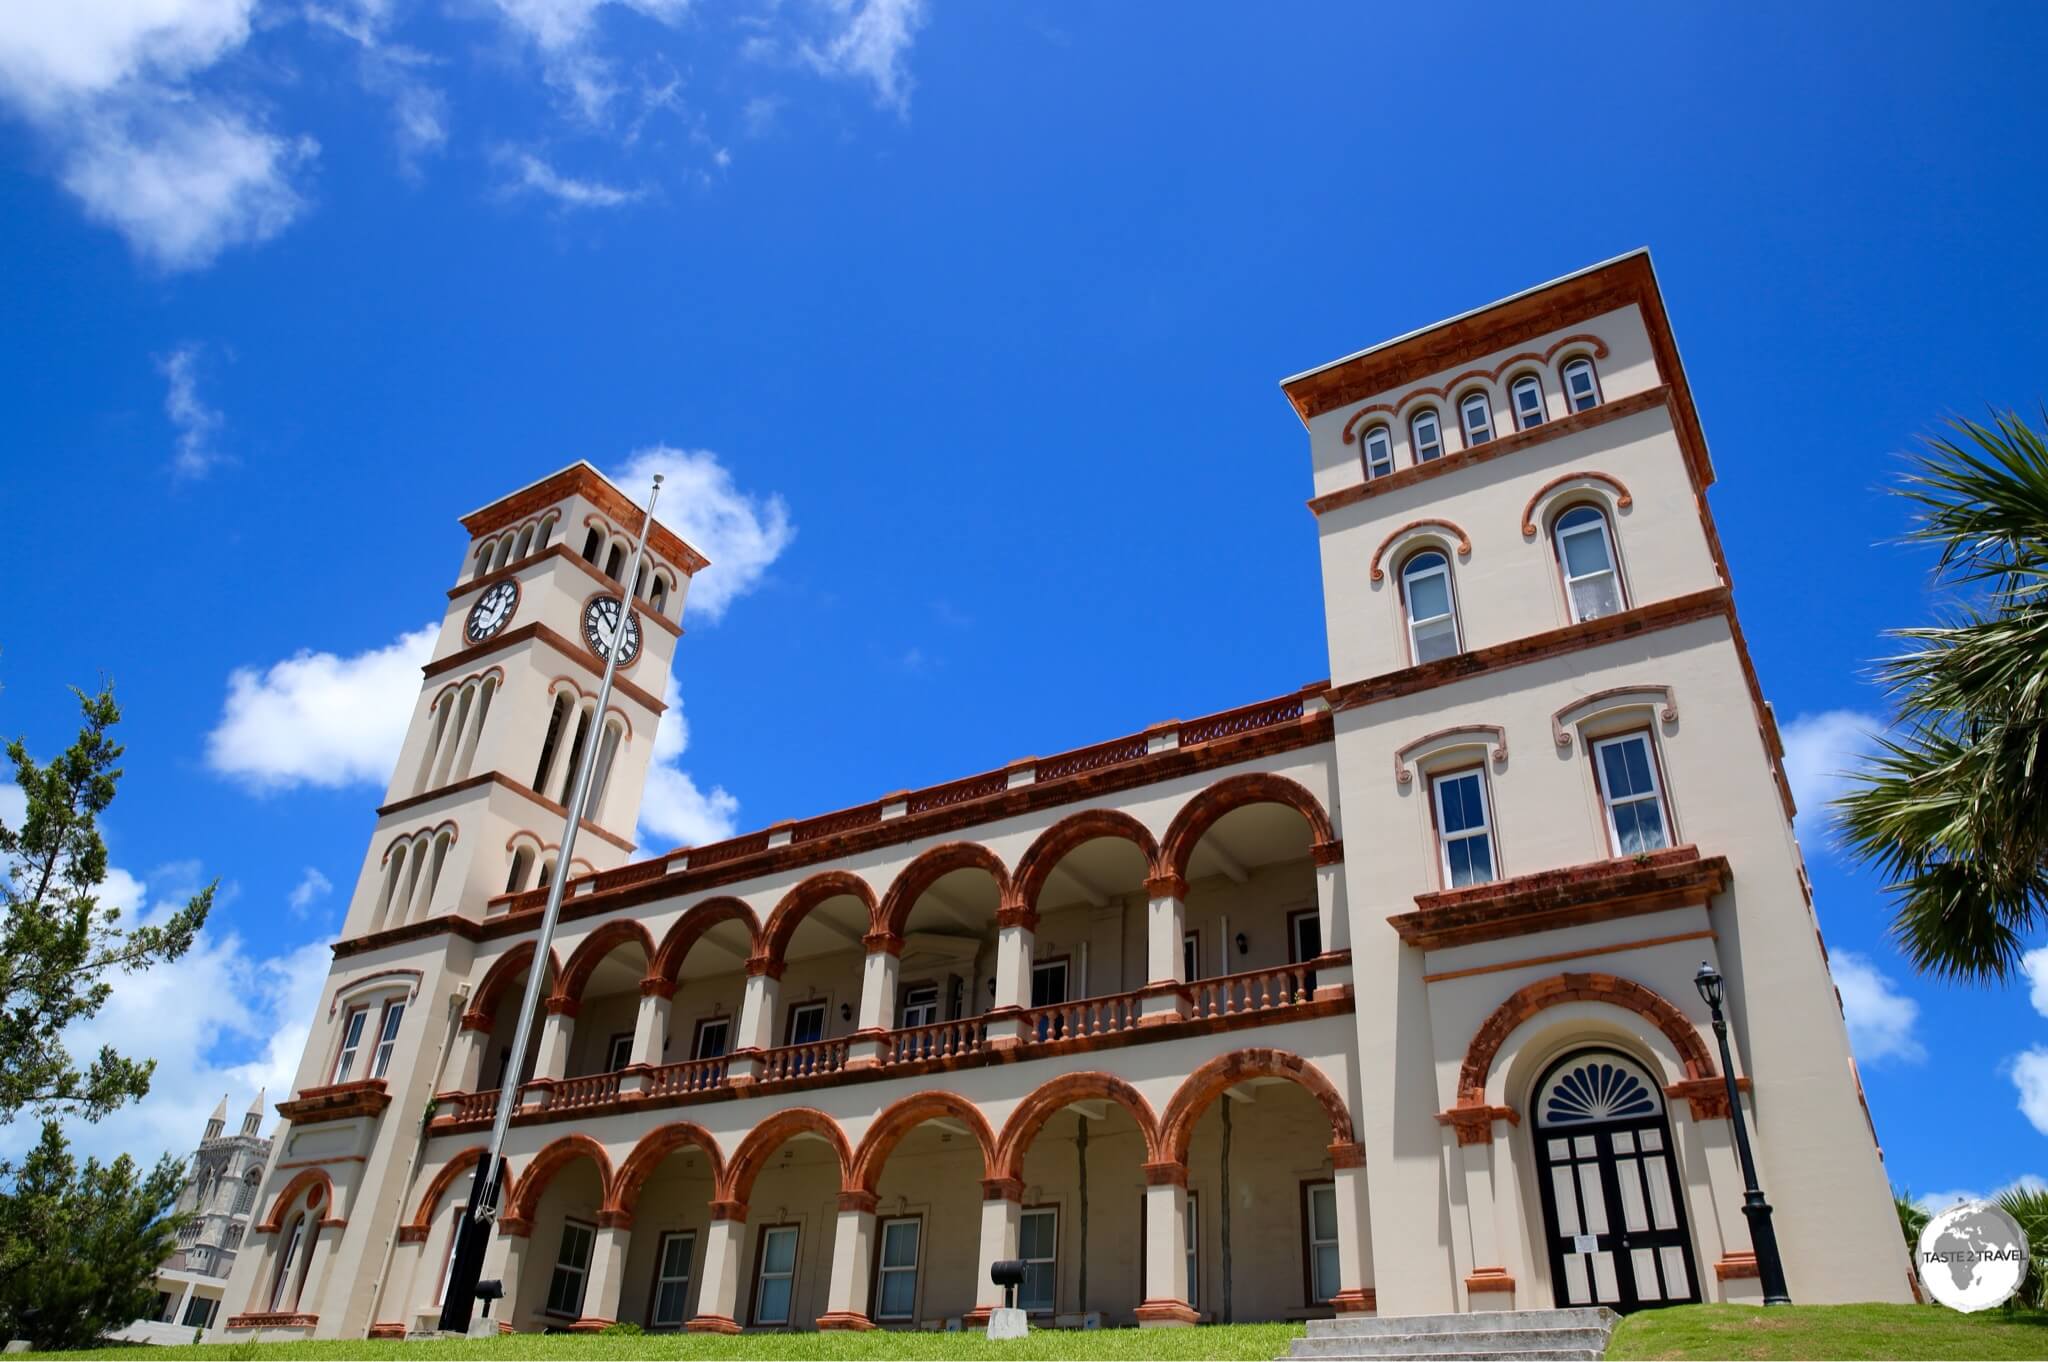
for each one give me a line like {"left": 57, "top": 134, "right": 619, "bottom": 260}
{"left": 217, "top": 252, "right": 1912, "bottom": 1341}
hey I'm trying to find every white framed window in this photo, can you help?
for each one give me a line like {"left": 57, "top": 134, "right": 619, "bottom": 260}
{"left": 1399, "top": 550, "right": 1460, "bottom": 664}
{"left": 752, "top": 1225, "right": 800, "bottom": 1326}
{"left": 1510, "top": 374, "right": 1546, "bottom": 429}
{"left": 1182, "top": 931, "right": 1201, "bottom": 983}
{"left": 369, "top": 1001, "right": 405, "bottom": 1079}
{"left": 874, "top": 1217, "right": 921, "bottom": 1321}
{"left": 1409, "top": 409, "right": 1443, "bottom": 462}
{"left": 1362, "top": 426, "right": 1394, "bottom": 479}
{"left": 605, "top": 1032, "right": 634, "bottom": 1072}
{"left": 1030, "top": 959, "right": 1068, "bottom": 1006}
{"left": 783, "top": 1000, "right": 826, "bottom": 1046}
{"left": 544, "top": 1219, "right": 595, "bottom": 1318}
{"left": 332, "top": 1007, "right": 369, "bottom": 1083}
{"left": 268, "top": 1215, "right": 306, "bottom": 1312}
{"left": 1459, "top": 391, "right": 1494, "bottom": 446}
{"left": 1304, "top": 1183, "right": 1340, "bottom": 1305}
{"left": 1288, "top": 909, "right": 1322, "bottom": 964}
{"left": 1431, "top": 769, "right": 1497, "bottom": 888}
{"left": 1563, "top": 357, "right": 1601, "bottom": 412}
{"left": 1019, "top": 1207, "right": 1057, "bottom": 1313}
{"left": 692, "top": 1017, "right": 731, "bottom": 1060}
{"left": 651, "top": 1229, "right": 696, "bottom": 1328}
{"left": 1592, "top": 732, "right": 1671, "bottom": 855}
{"left": 1554, "top": 505, "right": 1624, "bottom": 621}
{"left": 898, "top": 984, "right": 940, "bottom": 1029}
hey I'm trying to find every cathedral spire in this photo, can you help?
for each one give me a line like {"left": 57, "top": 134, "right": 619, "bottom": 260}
{"left": 242, "top": 1089, "right": 266, "bottom": 1136}
{"left": 204, "top": 1094, "right": 228, "bottom": 1140}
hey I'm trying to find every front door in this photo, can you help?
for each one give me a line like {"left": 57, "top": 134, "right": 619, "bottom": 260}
{"left": 1532, "top": 1050, "right": 1699, "bottom": 1312}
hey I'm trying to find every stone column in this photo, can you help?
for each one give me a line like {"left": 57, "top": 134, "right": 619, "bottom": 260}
{"left": 569, "top": 1219, "right": 631, "bottom": 1331}
{"left": 727, "top": 963, "right": 781, "bottom": 1086}
{"left": 1329, "top": 1146, "right": 1377, "bottom": 1314}
{"left": 817, "top": 1192, "right": 879, "bottom": 1329}
{"left": 1138, "top": 874, "right": 1191, "bottom": 1026}
{"left": 173, "top": 1280, "right": 197, "bottom": 1327}
{"left": 1669, "top": 1080, "right": 1761, "bottom": 1302}
{"left": 1443, "top": 1119, "right": 1516, "bottom": 1310}
{"left": 984, "top": 909, "right": 1036, "bottom": 1051}
{"left": 1135, "top": 1163, "right": 1196, "bottom": 1326}
{"left": 687, "top": 1203, "right": 747, "bottom": 1333}
{"left": 449, "top": 1014, "right": 492, "bottom": 1092}
{"left": 964, "top": 1179, "right": 1023, "bottom": 1325}
{"left": 1311, "top": 845, "right": 1354, "bottom": 999}
{"left": 846, "top": 934, "right": 901, "bottom": 1070}
{"left": 523, "top": 998, "right": 576, "bottom": 1111}
{"left": 481, "top": 1229, "right": 527, "bottom": 1334}
{"left": 621, "top": 980, "right": 673, "bottom": 1097}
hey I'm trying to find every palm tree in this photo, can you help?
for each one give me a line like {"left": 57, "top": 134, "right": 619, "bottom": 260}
{"left": 1836, "top": 412, "right": 2048, "bottom": 982}
{"left": 1994, "top": 1184, "right": 2048, "bottom": 1311}
{"left": 1895, "top": 1188, "right": 1930, "bottom": 1254}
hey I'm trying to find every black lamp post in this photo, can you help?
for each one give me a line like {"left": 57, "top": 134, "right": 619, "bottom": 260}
{"left": 1693, "top": 961, "right": 1792, "bottom": 1306}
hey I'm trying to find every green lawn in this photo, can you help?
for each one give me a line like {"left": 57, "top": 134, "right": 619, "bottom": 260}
{"left": 1606, "top": 1302, "right": 2048, "bottom": 1360}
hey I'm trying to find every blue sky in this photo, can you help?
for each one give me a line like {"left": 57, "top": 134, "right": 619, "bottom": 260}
{"left": 1, "top": 1, "right": 2045, "bottom": 1207}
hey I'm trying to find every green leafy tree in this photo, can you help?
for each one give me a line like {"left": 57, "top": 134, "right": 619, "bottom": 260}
{"left": 0, "top": 1122, "right": 187, "bottom": 1349}
{"left": 0, "top": 683, "right": 211, "bottom": 1120}
{"left": 1896, "top": 1188, "right": 1930, "bottom": 1253}
{"left": 1996, "top": 1184, "right": 2048, "bottom": 1312}
{"left": 1837, "top": 413, "right": 2048, "bottom": 981}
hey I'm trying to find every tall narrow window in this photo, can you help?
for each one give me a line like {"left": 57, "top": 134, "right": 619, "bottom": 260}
{"left": 370, "top": 1002, "right": 406, "bottom": 1078}
{"left": 1459, "top": 391, "right": 1494, "bottom": 446}
{"left": 1303, "top": 1183, "right": 1340, "bottom": 1305}
{"left": 874, "top": 1217, "right": 921, "bottom": 1321}
{"left": 533, "top": 694, "right": 571, "bottom": 793}
{"left": 649, "top": 576, "right": 670, "bottom": 614}
{"left": 538, "top": 857, "right": 558, "bottom": 895}
{"left": 1592, "top": 732, "right": 1671, "bottom": 854}
{"left": 1018, "top": 1208, "right": 1057, "bottom": 1313}
{"left": 1399, "top": 551, "right": 1460, "bottom": 663}
{"left": 268, "top": 1215, "right": 307, "bottom": 1311}
{"left": 588, "top": 721, "right": 623, "bottom": 818}
{"left": 505, "top": 847, "right": 535, "bottom": 895}
{"left": 605, "top": 1032, "right": 634, "bottom": 1072}
{"left": 472, "top": 545, "right": 492, "bottom": 580}
{"left": 898, "top": 984, "right": 940, "bottom": 1029}
{"left": 651, "top": 1230, "right": 696, "bottom": 1328}
{"left": 581, "top": 529, "right": 603, "bottom": 564}
{"left": 536, "top": 515, "right": 556, "bottom": 551}
{"left": 1410, "top": 409, "right": 1443, "bottom": 462}
{"left": 1510, "top": 374, "right": 1546, "bottom": 429}
{"left": 1182, "top": 931, "right": 1201, "bottom": 983}
{"left": 603, "top": 544, "right": 625, "bottom": 582}
{"left": 1553, "top": 505, "right": 1624, "bottom": 621}
{"left": 752, "top": 1225, "right": 800, "bottom": 1326}
{"left": 1562, "top": 357, "right": 1601, "bottom": 411}
{"left": 557, "top": 708, "right": 593, "bottom": 804}
{"left": 545, "top": 1219, "right": 596, "bottom": 1318}
{"left": 434, "top": 1204, "right": 467, "bottom": 1305}
{"left": 1362, "top": 426, "right": 1394, "bottom": 479}
{"left": 514, "top": 525, "right": 535, "bottom": 560}
{"left": 1431, "top": 769, "right": 1496, "bottom": 888}
{"left": 332, "top": 1007, "right": 369, "bottom": 1083}
{"left": 693, "top": 1017, "right": 731, "bottom": 1060}
{"left": 376, "top": 843, "right": 409, "bottom": 929}
{"left": 783, "top": 1001, "right": 826, "bottom": 1046}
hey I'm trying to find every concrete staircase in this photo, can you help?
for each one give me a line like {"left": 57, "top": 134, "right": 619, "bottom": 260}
{"left": 1282, "top": 1307, "right": 1620, "bottom": 1361}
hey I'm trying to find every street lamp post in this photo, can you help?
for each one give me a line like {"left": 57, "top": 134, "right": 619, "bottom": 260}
{"left": 1693, "top": 961, "right": 1792, "bottom": 1306}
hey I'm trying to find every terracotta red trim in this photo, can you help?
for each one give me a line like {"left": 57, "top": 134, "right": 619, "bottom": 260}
{"left": 1141, "top": 1160, "right": 1189, "bottom": 1187}
{"left": 649, "top": 897, "right": 762, "bottom": 985}
{"left": 1435, "top": 1105, "right": 1520, "bottom": 1146}
{"left": 1012, "top": 808, "right": 1162, "bottom": 917}
{"left": 1390, "top": 848, "right": 1730, "bottom": 950}
{"left": 225, "top": 1313, "right": 318, "bottom": 1331}
{"left": 816, "top": 1311, "right": 878, "bottom": 1331}
{"left": 607, "top": 1121, "right": 726, "bottom": 1217}
{"left": 1521, "top": 471, "right": 1634, "bottom": 537}
{"left": 1421, "top": 929, "right": 1716, "bottom": 984}
{"left": 552, "top": 918, "right": 657, "bottom": 1005}
{"left": 993, "top": 1072, "right": 1161, "bottom": 1181}
{"left": 1465, "top": 1268, "right": 1517, "bottom": 1293}
{"left": 421, "top": 621, "right": 665, "bottom": 715}
{"left": 1458, "top": 971, "right": 1714, "bottom": 1107}
{"left": 849, "top": 1091, "right": 997, "bottom": 1194}
{"left": 1329, "top": 1287, "right": 1376, "bottom": 1314}
{"left": 1667, "top": 1075, "right": 1751, "bottom": 1122}
{"left": 461, "top": 463, "right": 709, "bottom": 575}
{"left": 1393, "top": 724, "right": 1506, "bottom": 787}
{"left": 374, "top": 771, "right": 634, "bottom": 854}
{"left": 367, "top": 1322, "right": 406, "bottom": 1339}
{"left": 1551, "top": 685, "right": 1678, "bottom": 749}
{"left": 1135, "top": 1300, "right": 1200, "bottom": 1325}
{"left": 1337, "top": 336, "right": 1613, "bottom": 444}
{"left": 1157, "top": 1048, "right": 1354, "bottom": 1165}
{"left": 759, "top": 871, "right": 879, "bottom": 971}
{"left": 1714, "top": 1251, "right": 1760, "bottom": 1281}
{"left": 258, "top": 1168, "right": 336, "bottom": 1233}
{"left": 875, "top": 842, "right": 1010, "bottom": 939}
{"left": 407, "top": 1146, "right": 485, "bottom": 1239}
{"left": 505, "top": 1133, "right": 613, "bottom": 1227}
{"left": 1158, "top": 771, "right": 1335, "bottom": 882}
{"left": 471, "top": 941, "right": 561, "bottom": 1023}
{"left": 1368, "top": 519, "right": 1472, "bottom": 583}
{"left": 686, "top": 1314, "right": 741, "bottom": 1333}
{"left": 719, "top": 1108, "right": 853, "bottom": 1205}
{"left": 449, "top": 541, "right": 684, "bottom": 638}
{"left": 276, "top": 1080, "right": 390, "bottom": 1126}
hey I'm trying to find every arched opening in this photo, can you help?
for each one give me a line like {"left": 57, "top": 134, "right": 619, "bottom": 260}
{"left": 471, "top": 945, "right": 560, "bottom": 1095}
{"left": 507, "top": 1138, "right": 612, "bottom": 1330}
{"left": 720, "top": 1111, "right": 853, "bottom": 1331}
{"left": 882, "top": 846, "right": 1006, "bottom": 1058}
{"left": 652, "top": 899, "right": 759, "bottom": 1079}
{"left": 760, "top": 876, "right": 876, "bottom": 1078}
{"left": 603, "top": 542, "right": 626, "bottom": 582}
{"left": 1013, "top": 815, "right": 1157, "bottom": 1039}
{"left": 847, "top": 1094, "right": 998, "bottom": 1327}
{"left": 556, "top": 922, "right": 656, "bottom": 1081}
{"left": 611, "top": 1124, "right": 724, "bottom": 1330}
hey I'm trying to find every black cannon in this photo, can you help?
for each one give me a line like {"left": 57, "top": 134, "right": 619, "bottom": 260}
{"left": 473, "top": 1279, "right": 504, "bottom": 1318}
{"left": 989, "top": 1258, "right": 1025, "bottom": 1310}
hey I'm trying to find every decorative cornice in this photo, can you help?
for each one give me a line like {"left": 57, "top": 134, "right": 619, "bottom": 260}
{"left": 372, "top": 770, "right": 634, "bottom": 853}
{"left": 1393, "top": 724, "right": 1507, "bottom": 787}
{"left": 1552, "top": 686, "right": 1678, "bottom": 750}
{"left": 1390, "top": 847, "right": 1727, "bottom": 950}
{"left": 1521, "top": 471, "right": 1634, "bottom": 537}
{"left": 1338, "top": 334, "right": 1613, "bottom": 444}
{"left": 1369, "top": 518, "right": 1472, "bottom": 582}
{"left": 421, "top": 621, "right": 665, "bottom": 715}
{"left": 225, "top": 1313, "right": 318, "bottom": 1331}
{"left": 1435, "top": 1104, "right": 1520, "bottom": 1146}
{"left": 447, "top": 541, "right": 684, "bottom": 638}
{"left": 460, "top": 462, "right": 710, "bottom": 576}
{"left": 276, "top": 1080, "right": 391, "bottom": 1125}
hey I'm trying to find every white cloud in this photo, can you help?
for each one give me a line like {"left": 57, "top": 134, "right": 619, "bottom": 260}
{"left": 800, "top": 0, "right": 927, "bottom": 112}
{"left": 1916, "top": 1175, "right": 2048, "bottom": 1214}
{"left": 0, "top": 0, "right": 257, "bottom": 112}
{"left": 2021, "top": 947, "right": 2048, "bottom": 1020}
{"left": 1778, "top": 708, "right": 1886, "bottom": 845}
{"left": 205, "top": 623, "right": 437, "bottom": 791}
{"left": 157, "top": 342, "right": 226, "bottom": 477}
{"left": 480, "top": 0, "right": 689, "bottom": 124}
{"left": 637, "top": 668, "right": 738, "bottom": 851}
{"left": 287, "top": 867, "right": 334, "bottom": 915}
{"left": 2013, "top": 1047, "right": 2048, "bottom": 1137}
{"left": 609, "top": 445, "right": 794, "bottom": 622}
{"left": 500, "top": 148, "right": 642, "bottom": 207}
{"left": 1830, "top": 950, "right": 1925, "bottom": 1064}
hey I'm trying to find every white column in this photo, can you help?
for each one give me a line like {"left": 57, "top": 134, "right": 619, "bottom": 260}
{"left": 1454, "top": 1134, "right": 1515, "bottom": 1309}
{"left": 1331, "top": 1156, "right": 1376, "bottom": 1314}
{"left": 1139, "top": 874, "right": 1189, "bottom": 1025}
{"left": 480, "top": 1231, "right": 528, "bottom": 1334}
{"left": 620, "top": 983, "right": 671, "bottom": 1096}
{"left": 969, "top": 1184, "right": 1022, "bottom": 1322}
{"left": 449, "top": 1018, "right": 490, "bottom": 1092}
{"left": 687, "top": 1210, "right": 746, "bottom": 1333}
{"left": 173, "top": 1280, "right": 196, "bottom": 1326}
{"left": 1311, "top": 852, "right": 1353, "bottom": 997}
{"left": 524, "top": 1001, "right": 574, "bottom": 1109}
{"left": 847, "top": 936, "right": 901, "bottom": 1069}
{"left": 985, "top": 914, "right": 1035, "bottom": 1050}
{"left": 819, "top": 1196, "right": 878, "bottom": 1329}
{"left": 1137, "top": 1172, "right": 1195, "bottom": 1326}
{"left": 571, "top": 1223, "right": 630, "bottom": 1329}
{"left": 728, "top": 967, "right": 780, "bottom": 1085}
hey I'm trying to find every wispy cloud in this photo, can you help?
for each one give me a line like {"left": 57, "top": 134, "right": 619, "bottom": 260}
{"left": 500, "top": 148, "right": 643, "bottom": 207}
{"left": 608, "top": 445, "right": 795, "bottom": 621}
{"left": 1778, "top": 708, "right": 1887, "bottom": 847}
{"left": 158, "top": 343, "right": 228, "bottom": 478}
{"left": 1915, "top": 1175, "right": 2047, "bottom": 1215}
{"left": 287, "top": 867, "right": 334, "bottom": 916}
{"left": 799, "top": 0, "right": 928, "bottom": 113}
{"left": 1829, "top": 950, "right": 1925, "bottom": 1064}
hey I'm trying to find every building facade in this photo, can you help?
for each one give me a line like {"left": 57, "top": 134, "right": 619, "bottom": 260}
{"left": 119, "top": 1093, "right": 272, "bottom": 1343}
{"left": 217, "top": 252, "right": 1913, "bottom": 1340}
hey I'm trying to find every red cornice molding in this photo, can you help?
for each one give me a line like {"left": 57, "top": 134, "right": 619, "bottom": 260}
{"left": 448, "top": 543, "right": 684, "bottom": 638}
{"left": 421, "top": 622, "right": 666, "bottom": 715}
{"left": 276, "top": 1079, "right": 392, "bottom": 1125}
{"left": 461, "top": 463, "right": 709, "bottom": 576}
{"left": 1389, "top": 846, "right": 1730, "bottom": 950}
{"left": 374, "top": 771, "right": 634, "bottom": 853}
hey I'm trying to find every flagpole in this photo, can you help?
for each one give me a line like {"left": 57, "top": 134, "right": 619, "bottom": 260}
{"left": 439, "top": 473, "right": 663, "bottom": 1334}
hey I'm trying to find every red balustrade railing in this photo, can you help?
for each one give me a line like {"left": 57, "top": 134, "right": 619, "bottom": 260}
{"left": 443, "top": 1088, "right": 499, "bottom": 1123}
{"left": 886, "top": 1017, "right": 987, "bottom": 1065}
{"left": 906, "top": 769, "right": 1009, "bottom": 814}
{"left": 687, "top": 830, "right": 771, "bottom": 868}
{"left": 1178, "top": 694, "right": 1307, "bottom": 747}
{"left": 1018, "top": 991, "right": 1142, "bottom": 1044}
{"left": 548, "top": 1072, "right": 621, "bottom": 1111}
{"left": 1034, "top": 734, "right": 1150, "bottom": 783}
{"left": 757, "top": 1037, "right": 850, "bottom": 1083}
{"left": 792, "top": 802, "right": 884, "bottom": 844}
{"left": 1188, "top": 963, "right": 1315, "bottom": 1019}
{"left": 645, "top": 1055, "right": 729, "bottom": 1098}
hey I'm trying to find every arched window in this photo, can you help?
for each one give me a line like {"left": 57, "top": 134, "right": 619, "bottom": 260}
{"left": 1362, "top": 425, "right": 1395, "bottom": 479}
{"left": 1400, "top": 550, "right": 1460, "bottom": 663}
{"left": 1510, "top": 374, "right": 1546, "bottom": 430}
{"left": 471, "top": 544, "right": 492, "bottom": 581}
{"left": 533, "top": 693, "right": 571, "bottom": 793}
{"left": 490, "top": 536, "right": 514, "bottom": 572}
{"left": 539, "top": 856, "right": 558, "bottom": 892}
{"left": 1553, "top": 505, "right": 1624, "bottom": 622}
{"left": 581, "top": 529, "right": 603, "bottom": 565}
{"left": 514, "top": 524, "right": 535, "bottom": 560}
{"left": 267, "top": 1214, "right": 307, "bottom": 1311}
{"left": 602, "top": 543, "right": 625, "bottom": 582}
{"left": 556, "top": 706, "right": 594, "bottom": 803}
{"left": 587, "top": 719, "right": 624, "bottom": 818}
{"left": 1410, "top": 408, "right": 1444, "bottom": 462}
{"left": 505, "top": 846, "right": 536, "bottom": 895}
{"left": 535, "top": 514, "right": 557, "bottom": 551}
{"left": 1458, "top": 391, "right": 1494, "bottom": 447}
{"left": 1562, "top": 357, "right": 1601, "bottom": 412}
{"left": 648, "top": 574, "right": 670, "bottom": 614}
{"left": 374, "top": 842, "right": 409, "bottom": 932}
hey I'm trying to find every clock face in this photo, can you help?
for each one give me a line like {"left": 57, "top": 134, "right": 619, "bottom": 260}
{"left": 581, "top": 596, "right": 642, "bottom": 666}
{"left": 465, "top": 580, "right": 518, "bottom": 643}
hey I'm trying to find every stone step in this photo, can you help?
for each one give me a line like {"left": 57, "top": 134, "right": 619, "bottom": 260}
{"left": 1306, "top": 1307, "right": 1617, "bottom": 1337}
{"left": 1287, "top": 1351, "right": 1603, "bottom": 1362}
{"left": 1290, "top": 1327, "right": 1612, "bottom": 1356}
{"left": 1285, "top": 1308, "right": 1619, "bottom": 1362}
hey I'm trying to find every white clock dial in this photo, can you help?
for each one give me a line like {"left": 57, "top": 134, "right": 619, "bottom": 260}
{"left": 465, "top": 581, "right": 518, "bottom": 643}
{"left": 581, "top": 596, "right": 642, "bottom": 665}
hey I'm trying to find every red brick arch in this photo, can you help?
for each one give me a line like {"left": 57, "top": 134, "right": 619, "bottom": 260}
{"left": 607, "top": 1122, "right": 725, "bottom": 1225}
{"left": 849, "top": 1091, "right": 998, "bottom": 1195}
{"left": 993, "top": 1072, "right": 1161, "bottom": 1182}
{"left": 503, "top": 1134, "right": 612, "bottom": 1235}
{"left": 1370, "top": 518, "right": 1472, "bottom": 583}
{"left": 876, "top": 843, "right": 1010, "bottom": 939}
{"left": 718, "top": 1108, "right": 853, "bottom": 1208}
{"left": 1157, "top": 1048, "right": 1356, "bottom": 1166}
{"left": 1010, "top": 810, "right": 1160, "bottom": 921}
{"left": 1159, "top": 773, "right": 1336, "bottom": 883}
{"left": 758, "top": 871, "right": 878, "bottom": 970}
{"left": 258, "top": 1167, "right": 339, "bottom": 1233}
{"left": 648, "top": 897, "right": 762, "bottom": 987}
{"left": 1459, "top": 971, "right": 1715, "bottom": 1108}
{"left": 551, "top": 918, "right": 657, "bottom": 1006}
{"left": 469, "top": 941, "right": 561, "bottom": 1025}
{"left": 402, "top": 1147, "right": 485, "bottom": 1242}
{"left": 1520, "top": 471, "right": 1634, "bottom": 537}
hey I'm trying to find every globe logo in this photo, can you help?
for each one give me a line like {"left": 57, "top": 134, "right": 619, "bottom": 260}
{"left": 1916, "top": 1200, "right": 2030, "bottom": 1312}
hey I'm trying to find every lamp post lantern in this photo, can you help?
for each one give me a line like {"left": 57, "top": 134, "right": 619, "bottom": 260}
{"left": 1693, "top": 960, "right": 1792, "bottom": 1306}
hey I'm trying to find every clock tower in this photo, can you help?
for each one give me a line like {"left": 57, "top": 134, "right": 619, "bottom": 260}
{"left": 336, "top": 462, "right": 707, "bottom": 940}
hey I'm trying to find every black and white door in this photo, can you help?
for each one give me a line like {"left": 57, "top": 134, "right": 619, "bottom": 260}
{"left": 1532, "top": 1050, "right": 1699, "bottom": 1312}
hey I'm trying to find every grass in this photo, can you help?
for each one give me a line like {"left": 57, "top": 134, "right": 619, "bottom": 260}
{"left": 1605, "top": 1302, "right": 2048, "bottom": 1360}
{"left": 39, "top": 1322, "right": 1304, "bottom": 1361}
